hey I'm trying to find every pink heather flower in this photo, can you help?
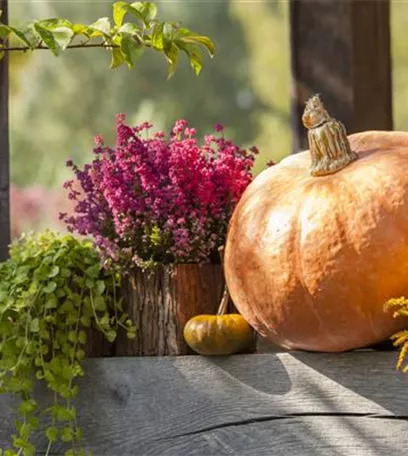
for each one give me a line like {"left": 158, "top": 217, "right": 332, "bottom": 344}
{"left": 215, "top": 123, "right": 224, "bottom": 133}
{"left": 204, "top": 135, "right": 216, "bottom": 145}
{"left": 61, "top": 118, "right": 259, "bottom": 269}
{"left": 116, "top": 113, "right": 126, "bottom": 125}
{"left": 94, "top": 135, "right": 104, "bottom": 147}
{"left": 171, "top": 119, "right": 189, "bottom": 136}
{"left": 185, "top": 128, "right": 196, "bottom": 137}
{"left": 140, "top": 121, "right": 153, "bottom": 130}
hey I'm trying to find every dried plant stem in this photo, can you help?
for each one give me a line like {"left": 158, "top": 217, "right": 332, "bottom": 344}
{"left": 217, "top": 245, "right": 230, "bottom": 316}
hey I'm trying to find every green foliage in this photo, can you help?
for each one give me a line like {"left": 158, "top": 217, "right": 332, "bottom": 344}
{"left": 10, "top": 2, "right": 282, "bottom": 192}
{"left": 0, "top": 231, "right": 136, "bottom": 456}
{"left": 230, "top": 0, "right": 290, "bottom": 172}
{"left": 0, "top": 1, "right": 215, "bottom": 77}
{"left": 384, "top": 297, "right": 408, "bottom": 372}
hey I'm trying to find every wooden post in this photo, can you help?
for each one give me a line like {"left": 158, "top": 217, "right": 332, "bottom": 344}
{"left": 0, "top": 0, "right": 10, "bottom": 260}
{"left": 116, "top": 264, "right": 225, "bottom": 356}
{"left": 290, "top": 0, "right": 392, "bottom": 152}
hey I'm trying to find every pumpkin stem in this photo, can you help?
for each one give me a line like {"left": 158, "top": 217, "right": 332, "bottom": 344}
{"left": 217, "top": 287, "right": 230, "bottom": 316}
{"left": 217, "top": 246, "right": 230, "bottom": 316}
{"left": 302, "top": 94, "right": 358, "bottom": 176}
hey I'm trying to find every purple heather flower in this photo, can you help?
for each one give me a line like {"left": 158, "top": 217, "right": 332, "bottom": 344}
{"left": 61, "top": 118, "right": 259, "bottom": 268}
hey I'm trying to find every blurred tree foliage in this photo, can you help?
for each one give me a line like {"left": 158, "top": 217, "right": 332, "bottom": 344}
{"left": 10, "top": 0, "right": 406, "bottom": 192}
{"left": 230, "top": 0, "right": 290, "bottom": 172}
{"left": 9, "top": 0, "right": 291, "bottom": 189}
{"left": 391, "top": 1, "right": 408, "bottom": 131}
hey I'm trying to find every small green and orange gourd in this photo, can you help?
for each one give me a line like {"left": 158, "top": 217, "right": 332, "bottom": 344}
{"left": 184, "top": 248, "right": 254, "bottom": 356}
{"left": 183, "top": 286, "right": 254, "bottom": 356}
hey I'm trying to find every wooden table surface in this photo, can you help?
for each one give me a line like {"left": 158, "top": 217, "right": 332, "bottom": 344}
{"left": 1, "top": 352, "right": 407, "bottom": 455}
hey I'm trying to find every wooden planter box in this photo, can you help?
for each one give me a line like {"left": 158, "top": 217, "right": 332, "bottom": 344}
{"left": 116, "top": 264, "right": 225, "bottom": 356}
{"left": 86, "top": 264, "right": 234, "bottom": 357}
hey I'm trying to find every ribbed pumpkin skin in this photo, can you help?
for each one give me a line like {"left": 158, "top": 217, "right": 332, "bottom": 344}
{"left": 183, "top": 314, "right": 254, "bottom": 356}
{"left": 224, "top": 131, "right": 408, "bottom": 352}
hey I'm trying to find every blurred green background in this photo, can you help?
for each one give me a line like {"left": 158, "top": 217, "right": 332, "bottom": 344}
{"left": 8, "top": 0, "right": 407, "bottom": 236}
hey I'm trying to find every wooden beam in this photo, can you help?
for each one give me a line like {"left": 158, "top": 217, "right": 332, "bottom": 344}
{"left": 290, "top": 0, "right": 392, "bottom": 152}
{"left": 1, "top": 353, "right": 407, "bottom": 455}
{"left": 0, "top": 0, "right": 10, "bottom": 260}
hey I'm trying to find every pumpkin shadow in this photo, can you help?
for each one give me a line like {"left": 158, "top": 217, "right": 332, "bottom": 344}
{"left": 208, "top": 353, "right": 291, "bottom": 396}
{"left": 290, "top": 350, "right": 407, "bottom": 416}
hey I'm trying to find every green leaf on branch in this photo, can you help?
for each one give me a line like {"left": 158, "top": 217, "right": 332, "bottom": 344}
{"left": 89, "top": 17, "right": 111, "bottom": 37}
{"left": 164, "top": 43, "right": 179, "bottom": 79}
{"left": 113, "top": 1, "right": 130, "bottom": 27}
{"left": 179, "top": 43, "right": 204, "bottom": 75}
{"left": 181, "top": 35, "right": 215, "bottom": 58}
{"left": 0, "top": 24, "right": 10, "bottom": 40}
{"left": 151, "top": 22, "right": 164, "bottom": 50}
{"left": 125, "top": 7, "right": 145, "bottom": 26}
{"left": 36, "top": 18, "right": 72, "bottom": 29}
{"left": 49, "top": 26, "right": 74, "bottom": 51}
{"left": 119, "top": 22, "right": 142, "bottom": 40}
{"left": 0, "top": 1, "right": 215, "bottom": 74}
{"left": 121, "top": 33, "right": 144, "bottom": 68}
{"left": 162, "top": 22, "right": 174, "bottom": 53}
{"left": 110, "top": 47, "right": 126, "bottom": 69}
{"left": 33, "top": 23, "right": 59, "bottom": 55}
{"left": 9, "top": 26, "right": 33, "bottom": 48}
{"left": 131, "top": 2, "right": 158, "bottom": 24}
{"left": 71, "top": 23, "right": 92, "bottom": 37}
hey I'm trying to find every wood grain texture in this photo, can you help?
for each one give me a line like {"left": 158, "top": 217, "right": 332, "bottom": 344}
{"left": 290, "top": 0, "right": 392, "bottom": 152}
{"left": 116, "top": 265, "right": 224, "bottom": 356}
{"left": 1, "top": 352, "right": 407, "bottom": 455}
{"left": 85, "top": 324, "right": 114, "bottom": 358}
{"left": 0, "top": 0, "right": 10, "bottom": 260}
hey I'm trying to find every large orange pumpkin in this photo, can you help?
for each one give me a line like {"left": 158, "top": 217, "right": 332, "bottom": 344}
{"left": 224, "top": 95, "right": 408, "bottom": 352}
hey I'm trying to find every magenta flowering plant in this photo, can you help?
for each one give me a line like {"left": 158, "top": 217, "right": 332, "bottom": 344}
{"left": 60, "top": 116, "right": 259, "bottom": 270}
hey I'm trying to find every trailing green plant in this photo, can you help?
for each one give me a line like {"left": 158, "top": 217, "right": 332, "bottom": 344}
{"left": 384, "top": 297, "right": 408, "bottom": 372}
{"left": 0, "top": 1, "right": 215, "bottom": 77}
{"left": 0, "top": 231, "right": 136, "bottom": 456}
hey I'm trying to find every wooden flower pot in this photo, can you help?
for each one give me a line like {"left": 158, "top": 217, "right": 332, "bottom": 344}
{"left": 116, "top": 264, "right": 225, "bottom": 356}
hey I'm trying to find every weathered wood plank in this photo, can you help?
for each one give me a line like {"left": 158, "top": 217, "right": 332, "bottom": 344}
{"left": 0, "top": 0, "right": 10, "bottom": 260}
{"left": 1, "top": 352, "right": 407, "bottom": 455}
{"left": 290, "top": 0, "right": 392, "bottom": 152}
